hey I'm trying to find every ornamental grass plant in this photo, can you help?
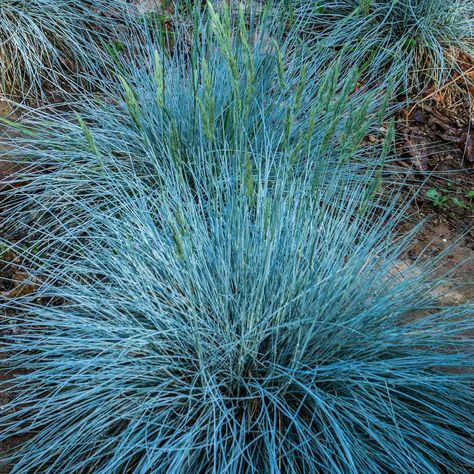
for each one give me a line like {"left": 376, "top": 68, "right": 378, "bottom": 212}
{"left": 0, "top": 0, "right": 134, "bottom": 102}
{"left": 0, "top": 3, "right": 473, "bottom": 474}
{"left": 288, "top": 0, "right": 474, "bottom": 94}
{"left": 1, "top": 149, "right": 473, "bottom": 472}
{"left": 0, "top": 5, "right": 389, "bottom": 250}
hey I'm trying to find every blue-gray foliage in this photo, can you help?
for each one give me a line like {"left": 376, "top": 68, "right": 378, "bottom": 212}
{"left": 1, "top": 152, "right": 473, "bottom": 472}
{"left": 288, "top": 0, "right": 474, "bottom": 92}
{"left": 0, "top": 4, "right": 472, "bottom": 474}
{"left": 0, "top": 0, "right": 134, "bottom": 101}
{"left": 0, "top": 6, "right": 388, "bottom": 247}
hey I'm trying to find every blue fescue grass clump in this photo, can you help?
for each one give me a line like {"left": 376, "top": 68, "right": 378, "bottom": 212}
{"left": 0, "top": 5, "right": 473, "bottom": 473}
{"left": 0, "top": 4, "right": 390, "bottom": 245}
{"left": 289, "top": 0, "right": 474, "bottom": 93}
{"left": 1, "top": 153, "right": 473, "bottom": 472}
{"left": 0, "top": 0, "right": 134, "bottom": 102}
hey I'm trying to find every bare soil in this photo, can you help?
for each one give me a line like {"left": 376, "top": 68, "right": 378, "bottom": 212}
{"left": 395, "top": 98, "right": 474, "bottom": 303}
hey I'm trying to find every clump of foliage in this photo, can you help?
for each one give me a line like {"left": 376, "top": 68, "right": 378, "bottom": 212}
{"left": 0, "top": 0, "right": 133, "bottom": 101}
{"left": 1, "top": 151, "right": 473, "bottom": 472}
{"left": 0, "top": 4, "right": 389, "bottom": 246}
{"left": 1, "top": 5, "right": 472, "bottom": 473}
{"left": 289, "top": 0, "right": 474, "bottom": 93}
